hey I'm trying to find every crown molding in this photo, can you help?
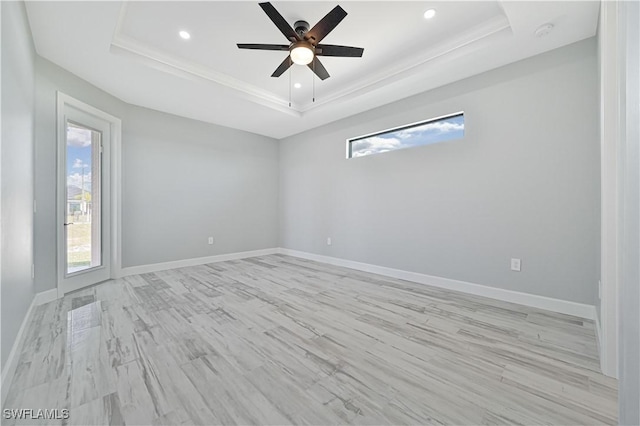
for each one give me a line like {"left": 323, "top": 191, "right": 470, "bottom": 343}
{"left": 297, "top": 14, "right": 512, "bottom": 114}
{"left": 111, "top": 2, "right": 511, "bottom": 118}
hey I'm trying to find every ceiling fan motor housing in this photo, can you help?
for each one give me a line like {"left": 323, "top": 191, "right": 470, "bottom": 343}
{"left": 237, "top": 3, "right": 364, "bottom": 80}
{"left": 294, "top": 20, "right": 310, "bottom": 38}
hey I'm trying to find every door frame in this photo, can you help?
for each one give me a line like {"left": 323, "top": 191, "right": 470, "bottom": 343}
{"left": 56, "top": 92, "right": 122, "bottom": 296}
{"left": 598, "top": 0, "right": 620, "bottom": 379}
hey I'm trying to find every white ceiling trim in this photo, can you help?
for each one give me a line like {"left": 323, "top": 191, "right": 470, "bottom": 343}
{"left": 111, "top": 2, "right": 300, "bottom": 117}
{"left": 25, "top": 1, "right": 600, "bottom": 138}
{"left": 111, "top": 1, "right": 511, "bottom": 117}
{"left": 297, "top": 14, "right": 512, "bottom": 113}
{"left": 109, "top": 38, "right": 302, "bottom": 118}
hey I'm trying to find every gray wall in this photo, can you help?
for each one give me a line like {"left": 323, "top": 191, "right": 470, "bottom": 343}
{"left": 618, "top": 1, "right": 640, "bottom": 423}
{"left": 34, "top": 58, "right": 279, "bottom": 289}
{"left": 595, "top": 4, "right": 603, "bottom": 325}
{"left": 279, "top": 38, "right": 600, "bottom": 305}
{"left": 121, "top": 105, "right": 279, "bottom": 267}
{"left": 1, "top": 1, "right": 36, "bottom": 368}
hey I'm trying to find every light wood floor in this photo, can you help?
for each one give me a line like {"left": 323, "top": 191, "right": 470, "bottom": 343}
{"left": 4, "top": 255, "right": 617, "bottom": 425}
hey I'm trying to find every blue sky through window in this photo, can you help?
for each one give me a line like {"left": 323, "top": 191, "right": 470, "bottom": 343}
{"left": 349, "top": 113, "right": 464, "bottom": 158}
{"left": 66, "top": 125, "right": 93, "bottom": 192}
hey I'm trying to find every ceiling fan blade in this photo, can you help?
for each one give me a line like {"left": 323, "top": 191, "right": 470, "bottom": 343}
{"left": 305, "top": 5, "right": 347, "bottom": 44}
{"left": 271, "top": 56, "right": 293, "bottom": 77}
{"left": 316, "top": 44, "right": 364, "bottom": 57}
{"left": 237, "top": 43, "right": 290, "bottom": 51}
{"left": 308, "top": 57, "right": 330, "bottom": 80}
{"left": 259, "top": 2, "right": 300, "bottom": 42}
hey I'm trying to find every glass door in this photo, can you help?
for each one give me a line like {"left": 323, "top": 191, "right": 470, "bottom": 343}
{"left": 58, "top": 104, "right": 111, "bottom": 294}
{"left": 65, "top": 122, "right": 102, "bottom": 274}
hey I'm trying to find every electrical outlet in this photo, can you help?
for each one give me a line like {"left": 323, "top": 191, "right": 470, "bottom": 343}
{"left": 511, "top": 258, "right": 521, "bottom": 272}
{"left": 208, "top": 237, "right": 214, "bottom": 245}
{"left": 327, "top": 237, "right": 332, "bottom": 246}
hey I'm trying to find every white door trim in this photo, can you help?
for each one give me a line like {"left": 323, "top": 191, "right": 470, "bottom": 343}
{"left": 56, "top": 92, "right": 122, "bottom": 294}
{"left": 598, "top": 0, "right": 620, "bottom": 379}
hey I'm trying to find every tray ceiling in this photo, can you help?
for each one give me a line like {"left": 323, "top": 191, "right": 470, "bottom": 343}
{"left": 25, "top": 1, "right": 599, "bottom": 139}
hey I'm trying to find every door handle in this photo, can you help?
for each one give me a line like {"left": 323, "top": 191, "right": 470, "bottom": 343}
{"left": 64, "top": 223, "right": 74, "bottom": 226}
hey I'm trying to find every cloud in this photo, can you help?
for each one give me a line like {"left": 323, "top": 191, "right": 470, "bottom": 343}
{"left": 67, "top": 126, "right": 92, "bottom": 148}
{"left": 351, "top": 117, "right": 464, "bottom": 158}
{"left": 396, "top": 120, "right": 464, "bottom": 139}
{"left": 67, "top": 172, "right": 91, "bottom": 189}
{"left": 72, "top": 158, "right": 87, "bottom": 169}
{"left": 351, "top": 136, "right": 401, "bottom": 158}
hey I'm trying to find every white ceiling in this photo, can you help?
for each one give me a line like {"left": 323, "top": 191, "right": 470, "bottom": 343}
{"left": 25, "top": 1, "right": 599, "bottom": 139}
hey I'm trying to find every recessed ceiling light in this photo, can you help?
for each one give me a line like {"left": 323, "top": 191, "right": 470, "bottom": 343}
{"left": 179, "top": 31, "right": 191, "bottom": 40}
{"left": 294, "top": 83, "right": 302, "bottom": 89}
{"left": 423, "top": 9, "right": 436, "bottom": 20}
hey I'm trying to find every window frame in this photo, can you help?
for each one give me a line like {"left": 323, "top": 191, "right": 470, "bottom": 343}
{"left": 346, "top": 111, "right": 465, "bottom": 159}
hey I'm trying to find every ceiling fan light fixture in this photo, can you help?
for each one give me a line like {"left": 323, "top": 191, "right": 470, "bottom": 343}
{"left": 290, "top": 42, "right": 314, "bottom": 65}
{"left": 238, "top": 3, "right": 362, "bottom": 80}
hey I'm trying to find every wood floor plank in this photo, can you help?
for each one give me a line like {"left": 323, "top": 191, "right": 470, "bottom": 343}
{"left": 3, "top": 254, "right": 617, "bottom": 425}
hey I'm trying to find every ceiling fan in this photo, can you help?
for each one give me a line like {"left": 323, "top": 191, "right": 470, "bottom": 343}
{"left": 237, "top": 2, "right": 364, "bottom": 80}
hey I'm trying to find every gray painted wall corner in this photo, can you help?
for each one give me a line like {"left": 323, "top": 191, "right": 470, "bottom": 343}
{"left": 121, "top": 104, "right": 279, "bottom": 268}
{"left": 1, "top": 0, "right": 36, "bottom": 369}
{"left": 33, "top": 59, "right": 280, "bottom": 287}
{"left": 278, "top": 38, "right": 600, "bottom": 305}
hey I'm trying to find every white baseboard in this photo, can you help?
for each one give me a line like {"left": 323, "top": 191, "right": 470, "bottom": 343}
{"left": 118, "top": 248, "right": 279, "bottom": 277}
{"left": 33, "top": 288, "right": 59, "bottom": 306}
{"left": 1, "top": 288, "right": 69, "bottom": 407}
{"left": 595, "top": 311, "right": 603, "bottom": 368}
{"left": 277, "top": 248, "right": 597, "bottom": 320}
{"left": 1, "top": 297, "right": 35, "bottom": 407}
{"left": 1, "top": 248, "right": 598, "bottom": 407}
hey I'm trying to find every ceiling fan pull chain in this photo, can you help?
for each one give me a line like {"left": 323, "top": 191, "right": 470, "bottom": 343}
{"left": 312, "top": 60, "right": 316, "bottom": 103}
{"left": 238, "top": 3, "right": 363, "bottom": 82}
{"left": 288, "top": 57, "right": 292, "bottom": 107}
